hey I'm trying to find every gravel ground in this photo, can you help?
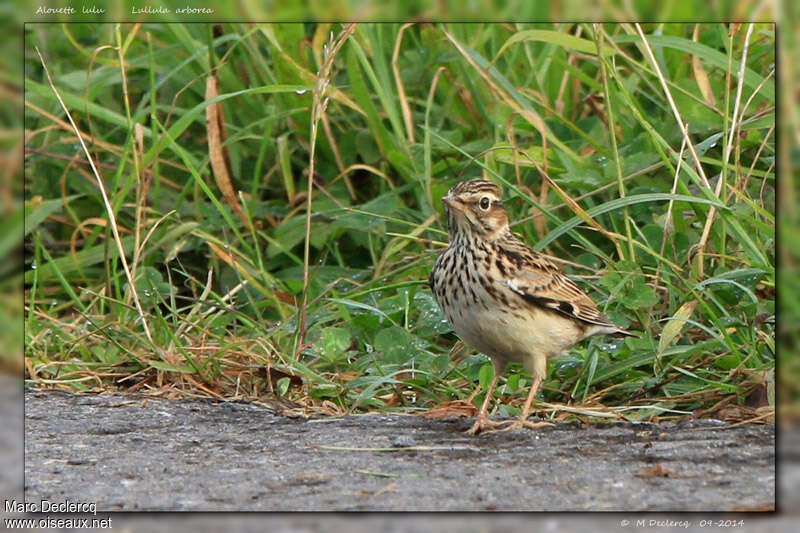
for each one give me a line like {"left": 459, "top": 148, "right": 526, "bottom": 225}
{"left": 0, "top": 375, "right": 794, "bottom": 531}
{"left": 22, "top": 389, "right": 774, "bottom": 512}
{"left": 0, "top": 374, "right": 23, "bottom": 506}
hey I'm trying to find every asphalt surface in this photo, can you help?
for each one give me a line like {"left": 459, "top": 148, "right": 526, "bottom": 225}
{"left": 21, "top": 388, "right": 775, "bottom": 512}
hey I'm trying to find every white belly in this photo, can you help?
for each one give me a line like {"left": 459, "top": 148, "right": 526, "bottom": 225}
{"left": 446, "top": 300, "right": 579, "bottom": 373}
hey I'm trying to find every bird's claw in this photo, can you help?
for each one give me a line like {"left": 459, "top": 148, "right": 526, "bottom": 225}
{"left": 466, "top": 416, "right": 511, "bottom": 435}
{"left": 469, "top": 417, "right": 552, "bottom": 435}
{"left": 494, "top": 419, "right": 553, "bottom": 432}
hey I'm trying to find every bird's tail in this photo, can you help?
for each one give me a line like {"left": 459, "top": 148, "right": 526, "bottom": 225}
{"left": 611, "top": 327, "right": 639, "bottom": 338}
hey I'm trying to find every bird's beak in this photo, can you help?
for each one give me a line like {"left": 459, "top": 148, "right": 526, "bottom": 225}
{"left": 442, "top": 194, "right": 462, "bottom": 211}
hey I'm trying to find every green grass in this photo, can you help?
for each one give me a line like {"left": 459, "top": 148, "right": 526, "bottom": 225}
{"left": 0, "top": 4, "right": 24, "bottom": 375}
{"left": 23, "top": 22, "right": 775, "bottom": 423}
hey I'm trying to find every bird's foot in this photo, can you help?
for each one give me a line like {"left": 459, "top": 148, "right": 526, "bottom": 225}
{"left": 466, "top": 415, "right": 510, "bottom": 436}
{"left": 494, "top": 417, "right": 553, "bottom": 432}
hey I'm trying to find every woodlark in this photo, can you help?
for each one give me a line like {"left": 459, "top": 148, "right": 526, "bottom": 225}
{"left": 429, "top": 179, "right": 635, "bottom": 435}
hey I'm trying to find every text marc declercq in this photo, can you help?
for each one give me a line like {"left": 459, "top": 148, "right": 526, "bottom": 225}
{"left": 5, "top": 499, "right": 98, "bottom": 515}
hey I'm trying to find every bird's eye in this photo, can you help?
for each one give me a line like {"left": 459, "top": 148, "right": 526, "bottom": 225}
{"left": 479, "top": 196, "right": 491, "bottom": 210}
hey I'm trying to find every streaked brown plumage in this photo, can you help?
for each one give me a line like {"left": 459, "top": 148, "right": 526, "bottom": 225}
{"left": 429, "top": 178, "right": 634, "bottom": 435}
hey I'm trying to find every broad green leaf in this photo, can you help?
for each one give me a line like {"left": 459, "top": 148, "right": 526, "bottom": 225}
{"left": 374, "top": 326, "right": 414, "bottom": 364}
{"left": 317, "top": 327, "right": 352, "bottom": 362}
{"left": 493, "top": 29, "right": 615, "bottom": 60}
{"left": 478, "top": 362, "right": 494, "bottom": 390}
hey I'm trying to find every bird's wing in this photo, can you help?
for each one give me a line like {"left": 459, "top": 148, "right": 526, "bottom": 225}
{"left": 499, "top": 242, "right": 627, "bottom": 332}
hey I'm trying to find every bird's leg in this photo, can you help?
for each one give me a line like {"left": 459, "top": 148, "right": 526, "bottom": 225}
{"left": 467, "top": 373, "right": 508, "bottom": 435}
{"left": 497, "top": 374, "right": 552, "bottom": 432}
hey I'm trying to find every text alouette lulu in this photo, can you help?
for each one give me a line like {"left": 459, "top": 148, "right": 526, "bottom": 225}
{"left": 35, "top": 5, "right": 215, "bottom": 15}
